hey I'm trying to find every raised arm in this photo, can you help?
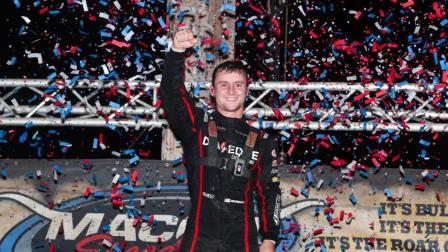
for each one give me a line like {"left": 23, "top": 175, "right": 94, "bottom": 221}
{"left": 159, "top": 28, "right": 200, "bottom": 144}
{"left": 255, "top": 134, "right": 281, "bottom": 251}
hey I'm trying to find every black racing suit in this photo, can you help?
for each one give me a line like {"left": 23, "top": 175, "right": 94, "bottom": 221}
{"left": 160, "top": 50, "right": 281, "bottom": 252}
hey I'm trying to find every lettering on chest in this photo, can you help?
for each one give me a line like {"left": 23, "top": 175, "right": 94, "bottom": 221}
{"left": 202, "top": 136, "right": 259, "bottom": 160}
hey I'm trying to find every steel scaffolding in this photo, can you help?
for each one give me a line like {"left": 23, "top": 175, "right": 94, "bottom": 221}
{"left": 1, "top": 79, "right": 447, "bottom": 132}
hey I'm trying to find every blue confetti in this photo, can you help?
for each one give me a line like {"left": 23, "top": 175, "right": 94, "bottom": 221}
{"left": 223, "top": 3, "right": 236, "bottom": 12}
{"left": 13, "top": 0, "right": 21, "bottom": 8}
{"left": 128, "top": 155, "right": 140, "bottom": 164}
{"left": 92, "top": 138, "right": 98, "bottom": 149}
{"left": 419, "top": 139, "right": 430, "bottom": 147}
{"left": 158, "top": 17, "right": 166, "bottom": 28}
{"left": 47, "top": 72, "right": 57, "bottom": 80}
{"left": 441, "top": 19, "right": 448, "bottom": 26}
{"left": 349, "top": 193, "right": 357, "bottom": 205}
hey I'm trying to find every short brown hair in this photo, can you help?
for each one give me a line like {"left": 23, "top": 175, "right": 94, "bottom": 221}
{"left": 211, "top": 61, "right": 247, "bottom": 86}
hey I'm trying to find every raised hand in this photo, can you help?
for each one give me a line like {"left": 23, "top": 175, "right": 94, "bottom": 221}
{"left": 172, "top": 28, "right": 198, "bottom": 51}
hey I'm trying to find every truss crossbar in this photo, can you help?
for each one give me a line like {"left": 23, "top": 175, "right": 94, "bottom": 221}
{"left": 0, "top": 79, "right": 446, "bottom": 132}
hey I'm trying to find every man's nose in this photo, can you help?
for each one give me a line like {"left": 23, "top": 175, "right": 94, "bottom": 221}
{"left": 228, "top": 85, "right": 236, "bottom": 95}
{"left": 229, "top": 85, "right": 240, "bottom": 95}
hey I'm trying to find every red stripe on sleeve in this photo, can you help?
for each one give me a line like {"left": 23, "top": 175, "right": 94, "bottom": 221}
{"left": 255, "top": 158, "right": 268, "bottom": 232}
{"left": 189, "top": 130, "right": 204, "bottom": 251}
{"left": 181, "top": 96, "right": 196, "bottom": 128}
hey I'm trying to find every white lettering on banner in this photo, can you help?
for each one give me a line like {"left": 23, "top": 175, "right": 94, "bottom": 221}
{"left": 49, "top": 213, "right": 182, "bottom": 242}
{"left": 176, "top": 217, "right": 188, "bottom": 240}
{"left": 0, "top": 192, "right": 330, "bottom": 245}
{"left": 139, "top": 215, "right": 178, "bottom": 242}
{"left": 109, "top": 214, "right": 136, "bottom": 241}
{"left": 46, "top": 213, "right": 104, "bottom": 240}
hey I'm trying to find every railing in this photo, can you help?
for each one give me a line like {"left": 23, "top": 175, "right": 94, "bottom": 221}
{"left": 1, "top": 79, "right": 446, "bottom": 132}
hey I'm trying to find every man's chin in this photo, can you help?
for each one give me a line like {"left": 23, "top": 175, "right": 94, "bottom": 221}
{"left": 217, "top": 103, "right": 242, "bottom": 111}
{"left": 224, "top": 106, "right": 242, "bottom": 112}
{"left": 216, "top": 105, "right": 243, "bottom": 114}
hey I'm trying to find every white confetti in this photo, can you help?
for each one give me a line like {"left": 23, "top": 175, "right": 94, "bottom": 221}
{"left": 101, "top": 64, "right": 109, "bottom": 75}
{"left": 21, "top": 16, "right": 31, "bottom": 24}
{"left": 407, "top": 91, "right": 416, "bottom": 102}
{"left": 27, "top": 53, "right": 43, "bottom": 64}
{"left": 112, "top": 174, "right": 120, "bottom": 184}
{"left": 82, "top": 0, "right": 88, "bottom": 12}
{"left": 106, "top": 24, "right": 116, "bottom": 31}
{"left": 264, "top": 58, "right": 274, "bottom": 64}
{"left": 412, "top": 66, "right": 423, "bottom": 74}
{"left": 298, "top": 5, "right": 306, "bottom": 16}
{"left": 124, "top": 30, "right": 134, "bottom": 41}
{"left": 113, "top": 0, "right": 121, "bottom": 10}
{"left": 99, "top": 12, "right": 109, "bottom": 19}
{"left": 59, "top": 72, "right": 69, "bottom": 80}
{"left": 111, "top": 151, "right": 121, "bottom": 157}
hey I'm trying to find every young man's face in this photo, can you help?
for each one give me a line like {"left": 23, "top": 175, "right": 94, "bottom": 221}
{"left": 210, "top": 70, "right": 247, "bottom": 118}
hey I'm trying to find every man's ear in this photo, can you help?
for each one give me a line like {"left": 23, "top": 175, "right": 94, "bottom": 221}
{"left": 210, "top": 86, "right": 215, "bottom": 97}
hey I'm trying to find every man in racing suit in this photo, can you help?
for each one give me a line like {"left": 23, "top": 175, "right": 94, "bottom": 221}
{"left": 160, "top": 28, "right": 281, "bottom": 252}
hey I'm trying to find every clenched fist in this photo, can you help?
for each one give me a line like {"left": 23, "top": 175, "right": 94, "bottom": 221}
{"left": 172, "top": 28, "right": 198, "bottom": 51}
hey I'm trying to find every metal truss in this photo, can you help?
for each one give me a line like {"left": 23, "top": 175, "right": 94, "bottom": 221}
{"left": 1, "top": 79, "right": 447, "bottom": 132}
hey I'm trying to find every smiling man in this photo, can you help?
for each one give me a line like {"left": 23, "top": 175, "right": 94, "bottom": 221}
{"left": 160, "top": 28, "right": 281, "bottom": 252}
